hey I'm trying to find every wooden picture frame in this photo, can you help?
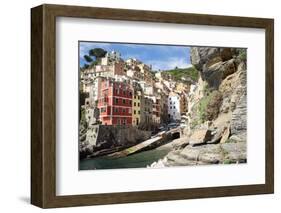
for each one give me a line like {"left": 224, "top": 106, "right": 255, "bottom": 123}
{"left": 31, "top": 4, "right": 274, "bottom": 208}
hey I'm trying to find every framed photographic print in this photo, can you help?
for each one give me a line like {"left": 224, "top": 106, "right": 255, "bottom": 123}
{"left": 31, "top": 4, "right": 274, "bottom": 208}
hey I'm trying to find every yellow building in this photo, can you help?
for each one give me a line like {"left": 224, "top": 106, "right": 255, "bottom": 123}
{"left": 132, "top": 89, "right": 142, "bottom": 126}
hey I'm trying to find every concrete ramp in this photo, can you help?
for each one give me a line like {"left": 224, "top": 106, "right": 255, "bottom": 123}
{"left": 108, "top": 136, "right": 162, "bottom": 158}
{"left": 108, "top": 127, "right": 181, "bottom": 158}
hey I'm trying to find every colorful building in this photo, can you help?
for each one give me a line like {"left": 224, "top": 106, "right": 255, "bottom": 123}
{"left": 152, "top": 96, "right": 161, "bottom": 126}
{"left": 94, "top": 61, "right": 125, "bottom": 78}
{"left": 168, "top": 92, "right": 181, "bottom": 122}
{"left": 140, "top": 96, "right": 153, "bottom": 130}
{"left": 132, "top": 88, "right": 142, "bottom": 126}
{"left": 97, "top": 78, "right": 133, "bottom": 125}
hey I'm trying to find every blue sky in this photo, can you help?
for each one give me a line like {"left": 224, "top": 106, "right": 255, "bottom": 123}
{"left": 79, "top": 42, "right": 191, "bottom": 71}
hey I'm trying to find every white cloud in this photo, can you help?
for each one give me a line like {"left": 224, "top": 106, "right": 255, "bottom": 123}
{"left": 146, "top": 57, "right": 192, "bottom": 71}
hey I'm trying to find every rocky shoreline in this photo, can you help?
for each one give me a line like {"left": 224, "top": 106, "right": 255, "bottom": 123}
{"left": 149, "top": 47, "right": 247, "bottom": 168}
{"left": 148, "top": 138, "right": 246, "bottom": 168}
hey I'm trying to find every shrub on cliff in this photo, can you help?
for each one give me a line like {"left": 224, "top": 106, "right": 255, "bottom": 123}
{"left": 238, "top": 49, "right": 247, "bottom": 62}
{"left": 199, "top": 90, "right": 223, "bottom": 122}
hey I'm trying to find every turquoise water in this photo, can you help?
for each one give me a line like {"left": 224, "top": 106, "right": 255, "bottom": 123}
{"left": 79, "top": 146, "right": 171, "bottom": 170}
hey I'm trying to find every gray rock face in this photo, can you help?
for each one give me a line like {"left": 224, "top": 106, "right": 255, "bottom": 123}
{"left": 150, "top": 47, "right": 248, "bottom": 168}
{"left": 190, "top": 47, "right": 221, "bottom": 71}
{"left": 150, "top": 142, "right": 246, "bottom": 167}
{"left": 230, "top": 94, "right": 247, "bottom": 141}
{"left": 190, "top": 47, "right": 238, "bottom": 89}
{"left": 202, "top": 62, "right": 223, "bottom": 89}
{"left": 221, "top": 142, "right": 247, "bottom": 163}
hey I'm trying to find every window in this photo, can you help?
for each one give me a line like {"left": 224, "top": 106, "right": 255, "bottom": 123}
{"left": 138, "top": 110, "right": 140, "bottom": 114}
{"left": 134, "top": 95, "right": 136, "bottom": 99}
{"left": 134, "top": 102, "right": 136, "bottom": 106}
{"left": 123, "top": 109, "right": 126, "bottom": 113}
{"left": 100, "top": 107, "right": 106, "bottom": 113}
{"left": 129, "top": 92, "right": 132, "bottom": 96}
{"left": 118, "top": 119, "right": 121, "bottom": 125}
{"left": 138, "top": 96, "right": 140, "bottom": 100}
{"left": 138, "top": 103, "right": 140, "bottom": 107}
{"left": 122, "top": 99, "right": 126, "bottom": 104}
{"left": 114, "top": 107, "right": 118, "bottom": 113}
{"left": 123, "top": 119, "right": 126, "bottom": 125}
{"left": 129, "top": 100, "right": 132, "bottom": 105}
{"left": 174, "top": 106, "right": 176, "bottom": 109}
{"left": 114, "top": 98, "right": 119, "bottom": 104}
{"left": 123, "top": 90, "right": 126, "bottom": 95}
{"left": 134, "top": 110, "right": 136, "bottom": 115}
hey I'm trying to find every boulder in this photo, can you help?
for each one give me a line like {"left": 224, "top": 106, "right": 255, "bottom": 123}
{"left": 189, "top": 129, "right": 212, "bottom": 146}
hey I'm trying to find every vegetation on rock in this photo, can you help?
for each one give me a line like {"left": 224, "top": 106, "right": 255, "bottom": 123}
{"left": 163, "top": 66, "right": 199, "bottom": 82}
{"left": 238, "top": 49, "right": 247, "bottom": 62}
{"left": 198, "top": 90, "right": 223, "bottom": 122}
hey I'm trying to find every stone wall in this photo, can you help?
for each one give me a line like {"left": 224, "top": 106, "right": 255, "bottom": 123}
{"left": 80, "top": 125, "right": 151, "bottom": 158}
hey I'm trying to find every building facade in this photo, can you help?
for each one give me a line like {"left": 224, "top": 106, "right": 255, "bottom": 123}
{"left": 168, "top": 92, "right": 181, "bottom": 122}
{"left": 140, "top": 96, "right": 153, "bottom": 130}
{"left": 97, "top": 78, "right": 133, "bottom": 125}
{"left": 132, "top": 89, "right": 142, "bottom": 126}
{"left": 101, "top": 50, "right": 121, "bottom": 65}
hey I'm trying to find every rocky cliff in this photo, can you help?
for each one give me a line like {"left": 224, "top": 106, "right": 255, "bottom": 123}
{"left": 150, "top": 47, "right": 247, "bottom": 167}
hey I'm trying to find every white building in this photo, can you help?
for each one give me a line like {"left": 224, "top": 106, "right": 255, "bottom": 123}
{"left": 139, "top": 81, "right": 154, "bottom": 96}
{"left": 101, "top": 50, "right": 121, "bottom": 65}
{"left": 168, "top": 92, "right": 181, "bottom": 122}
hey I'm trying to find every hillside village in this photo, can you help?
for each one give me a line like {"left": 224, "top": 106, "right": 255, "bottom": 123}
{"left": 80, "top": 50, "right": 193, "bottom": 131}
{"left": 79, "top": 46, "right": 247, "bottom": 168}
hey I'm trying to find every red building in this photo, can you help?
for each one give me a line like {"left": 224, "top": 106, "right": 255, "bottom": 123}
{"left": 97, "top": 78, "right": 133, "bottom": 125}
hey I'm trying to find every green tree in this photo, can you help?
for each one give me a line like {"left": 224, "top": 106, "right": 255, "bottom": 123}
{"left": 89, "top": 48, "right": 107, "bottom": 59}
{"left": 84, "top": 55, "right": 93, "bottom": 63}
